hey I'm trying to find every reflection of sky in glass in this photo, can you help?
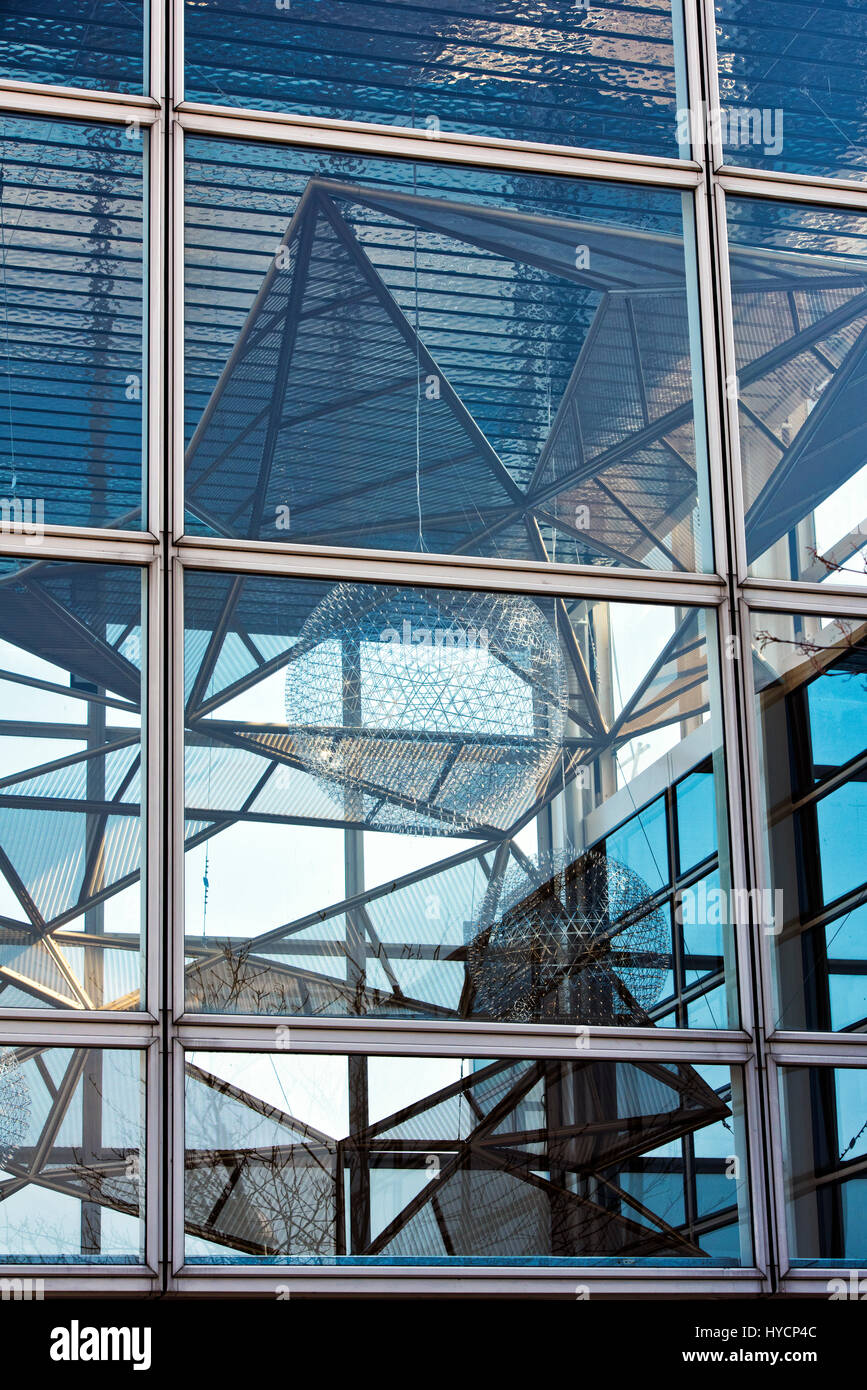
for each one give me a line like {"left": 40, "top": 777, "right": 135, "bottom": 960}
{"left": 184, "top": 1051, "right": 747, "bottom": 1263}
{"left": 0, "top": 1048, "right": 145, "bottom": 1261}
{"left": 186, "top": 600, "right": 696, "bottom": 931}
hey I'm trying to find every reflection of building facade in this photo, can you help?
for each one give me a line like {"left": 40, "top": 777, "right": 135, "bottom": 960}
{"left": 0, "top": 0, "right": 864, "bottom": 1297}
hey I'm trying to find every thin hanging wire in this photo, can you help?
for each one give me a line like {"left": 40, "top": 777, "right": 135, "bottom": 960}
{"left": 202, "top": 677, "right": 215, "bottom": 937}
{"left": 0, "top": 156, "right": 18, "bottom": 495}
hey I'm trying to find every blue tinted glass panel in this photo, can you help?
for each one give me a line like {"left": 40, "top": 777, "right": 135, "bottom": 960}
{"left": 781, "top": 1066, "right": 867, "bottom": 1264}
{"left": 754, "top": 612, "right": 867, "bottom": 1033}
{"left": 715, "top": 1, "right": 867, "bottom": 181}
{"left": 0, "top": 118, "right": 146, "bottom": 530}
{"left": 606, "top": 797, "right": 669, "bottom": 894}
{"left": 0, "top": 559, "right": 145, "bottom": 1011}
{"left": 680, "top": 870, "right": 724, "bottom": 960}
{"left": 676, "top": 767, "right": 716, "bottom": 872}
{"left": 0, "top": 1046, "right": 145, "bottom": 1261}
{"left": 826, "top": 904, "right": 867, "bottom": 1033}
{"left": 727, "top": 200, "right": 867, "bottom": 586}
{"left": 184, "top": 138, "right": 711, "bottom": 569}
{"left": 184, "top": 0, "right": 688, "bottom": 158}
{"left": 0, "top": 2, "right": 144, "bottom": 93}
{"left": 679, "top": 868, "right": 731, "bottom": 1029}
{"left": 185, "top": 1051, "right": 751, "bottom": 1263}
{"left": 829, "top": 972, "right": 867, "bottom": 1033}
{"left": 809, "top": 665, "right": 867, "bottom": 773}
{"left": 818, "top": 781, "right": 867, "bottom": 907}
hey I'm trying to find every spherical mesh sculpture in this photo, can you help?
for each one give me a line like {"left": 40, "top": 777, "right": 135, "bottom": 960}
{"left": 0, "top": 1048, "right": 30, "bottom": 1170}
{"left": 467, "top": 846, "right": 669, "bottom": 1023}
{"left": 284, "top": 584, "right": 568, "bottom": 834}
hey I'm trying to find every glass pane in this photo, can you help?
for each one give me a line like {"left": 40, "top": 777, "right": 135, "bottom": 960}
{"left": 184, "top": 138, "right": 712, "bottom": 571}
{"left": 0, "top": 117, "right": 147, "bottom": 531}
{"left": 715, "top": 1, "right": 867, "bottom": 181}
{"left": 0, "top": 1045, "right": 146, "bottom": 1262}
{"left": 676, "top": 767, "right": 716, "bottom": 874}
{"left": 727, "top": 197, "right": 867, "bottom": 586}
{"left": 185, "top": 1051, "right": 751, "bottom": 1264}
{"left": 752, "top": 611, "right": 867, "bottom": 1033}
{"left": 0, "top": 1, "right": 145, "bottom": 93}
{"left": 183, "top": 572, "right": 736, "bottom": 1027}
{"left": 184, "top": 0, "right": 689, "bottom": 158}
{"left": 780, "top": 1066, "right": 867, "bottom": 1265}
{"left": 0, "top": 560, "right": 145, "bottom": 1011}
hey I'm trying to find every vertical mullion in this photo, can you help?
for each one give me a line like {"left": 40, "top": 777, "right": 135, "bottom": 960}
{"left": 162, "top": 0, "right": 179, "bottom": 1296}
{"left": 690, "top": 0, "right": 780, "bottom": 1290}
{"left": 698, "top": 0, "right": 725, "bottom": 173}
{"left": 149, "top": 0, "right": 165, "bottom": 105}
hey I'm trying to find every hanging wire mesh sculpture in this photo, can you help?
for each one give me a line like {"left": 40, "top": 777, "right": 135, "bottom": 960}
{"left": 467, "top": 846, "right": 669, "bottom": 1023}
{"left": 0, "top": 1048, "right": 30, "bottom": 1170}
{"left": 284, "top": 583, "right": 568, "bottom": 834}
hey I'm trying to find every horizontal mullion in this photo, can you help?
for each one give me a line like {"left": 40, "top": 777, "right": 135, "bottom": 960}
{"left": 174, "top": 536, "right": 726, "bottom": 603}
{"left": 767, "top": 1034, "right": 867, "bottom": 1063}
{"left": 0, "top": 1014, "right": 157, "bottom": 1041}
{"left": 174, "top": 1016, "right": 752, "bottom": 1060}
{"left": 0, "top": 83, "right": 160, "bottom": 124}
{"left": 172, "top": 1267, "right": 765, "bottom": 1294}
{"left": 177, "top": 104, "right": 702, "bottom": 187}
{"left": 0, "top": 528, "right": 156, "bottom": 563}
{"left": 740, "top": 579, "right": 867, "bottom": 616}
{"left": 718, "top": 166, "right": 867, "bottom": 212}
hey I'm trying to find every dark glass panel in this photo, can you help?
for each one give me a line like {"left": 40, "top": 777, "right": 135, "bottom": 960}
{"left": 727, "top": 197, "right": 867, "bottom": 586}
{"left": 184, "top": 138, "right": 712, "bottom": 571}
{"left": 0, "top": 1, "right": 145, "bottom": 93}
{"left": 780, "top": 1065, "right": 867, "bottom": 1264}
{"left": 185, "top": 0, "right": 688, "bottom": 158}
{"left": 715, "top": 1, "right": 867, "bottom": 181}
{"left": 0, "top": 117, "right": 146, "bottom": 530}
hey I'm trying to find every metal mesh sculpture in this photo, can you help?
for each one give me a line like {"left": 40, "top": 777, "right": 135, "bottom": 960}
{"left": 467, "top": 846, "right": 669, "bottom": 1023}
{"left": 0, "top": 1048, "right": 30, "bottom": 1170}
{"left": 284, "top": 583, "right": 568, "bottom": 834}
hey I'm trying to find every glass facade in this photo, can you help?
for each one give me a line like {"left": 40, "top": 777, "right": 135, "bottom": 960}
{"left": 184, "top": 0, "right": 689, "bottom": 156}
{"left": 727, "top": 198, "right": 867, "bottom": 586}
{"left": 0, "top": 0, "right": 864, "bottom": 1298}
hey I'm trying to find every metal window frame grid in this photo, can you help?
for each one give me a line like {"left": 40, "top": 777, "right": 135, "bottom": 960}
{"left": 0, "top": 0, "right": 862, "bottom": 1297}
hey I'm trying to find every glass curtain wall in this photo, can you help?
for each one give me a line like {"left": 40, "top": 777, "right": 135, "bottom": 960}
{"left": 0, "top": 0, "right": 864, "bottom": 1294}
